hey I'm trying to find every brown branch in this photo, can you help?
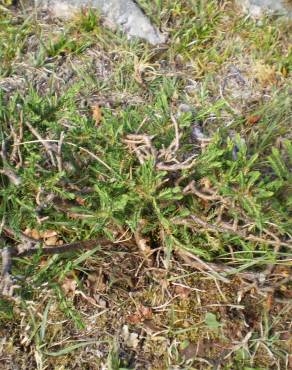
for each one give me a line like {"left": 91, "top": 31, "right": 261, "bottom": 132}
{"left": 0, "top": 247, "right": 17, "bottom": 296}
{"left": 183, "top": 180, "right": 223, "bottom": 201}
{"left": 1, "top": 247, "right": 12, "bottom": 276}
{"left": 156, "top": 156, "right": 196, "bottom": 171}
{"left": 2, "top": 226, "right": 134, "bottom": 257}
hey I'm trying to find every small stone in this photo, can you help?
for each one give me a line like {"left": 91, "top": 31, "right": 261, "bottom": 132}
{"left": 178, "top": 103, "right": 192, "bottom": 114}
{"left": 191, "top": 126, "right": 205, "bottom": 141}
{"left": 235, "top": 0, "right": 292, "bottom": 18}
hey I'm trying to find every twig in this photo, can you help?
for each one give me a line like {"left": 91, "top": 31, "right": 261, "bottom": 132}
{"left": 175, "top": 247, "right": 265, "bottom": 282}
{"left": 156, "top": 155, "right": 196, "bottom": 171}
{"left": 1, "top": 136, "right": 10, "bottom": 163}
{"left": 175, "top": 248, "right": 230, "bottom": 283}
{"left": 125, "top": 119, "right": 198, "bottom": 172}
{"left": 183, "top": 180, "right": 222, "bottom": 201}
{"left": 13, "top": 139, "right": 114, "bottom": 175}
{"left": 1, "top": 247, "right": 12, "bottom": 276}
{"left": 184, "top": 181, "right": 289, "bottom": 252}
{"left": 261, "top": 276, "right": 292, "bottom": 292}
{"left": 186, "top": 215, "right": 292, "bottom": 249}
{"left": 2, "top": 226, "right": 134, "bottom": 257}
{"left": 57, "top": 131, "right": 65, "bottom": 173}
{"left": 9, "top": 123, "right": 19, "bottom": 164}
{"left": 0, "top": 247, "right": 18, "bottom": 296}
{"left": 25, "top": 121, "right": 56, "bottom": 167}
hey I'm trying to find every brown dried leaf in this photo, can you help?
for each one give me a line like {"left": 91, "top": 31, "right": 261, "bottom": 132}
{"left": 247, "top": 115, "right": 261, "bottom": 125}
{"left": 41, "top": 230, "right": 58, "bottom": 238}
{"left": 127, "top": 313, "right": 141, "bottom": 324}
{"left": 180, "top": 340, "right": 215, "bottom": 360}
{"left": 139, "top": 305, "right": 153, "bottom": 320}
{"left": 75, "top": 196, "right": 86, "bottom": 206}
{"left": 44, "top": 236, "right": 58, "bottom": 246}
{"left": 92, "top": 105, "right": 102, "bottom": 126}
{"left": 174, "top": 285, "right": 192, "bottom": 299}
{"left": 31, "top": 229, "right": 41, "bottom": 240}
{"left": 127, "top": 305, "right": 153, "bottom": 324}
{"left": 23, "top": 228, "right": 32, "bottom": 236}
{"left": 61, "top": 277, "right": 77, "bottom": 295}
{"left": 199, "top": 177, "right": 212, "bottom": 191}
{"left": 134, "top": 232, "right": 152, "bottom": 257}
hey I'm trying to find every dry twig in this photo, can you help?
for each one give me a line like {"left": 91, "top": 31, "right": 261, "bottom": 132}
{"left": 25, "top": 121, "right": 57, "bottom": 167}
{"left": 0, "top": 247, "right": 17, "bottom": 296}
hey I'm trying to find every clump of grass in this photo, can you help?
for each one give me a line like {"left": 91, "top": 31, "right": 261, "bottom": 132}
{"left": 0, "top": 1, "right": 291, "bottom": 368}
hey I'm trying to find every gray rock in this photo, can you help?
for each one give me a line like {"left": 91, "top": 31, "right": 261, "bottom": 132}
{"left": 178, "top": 103, "right": 193, "bottom": 114}
{"left": 236, "top": 0, "right": 292, "bottom": 18}
{"left": 35, "top": 0, "right": 167, "bottom": 45}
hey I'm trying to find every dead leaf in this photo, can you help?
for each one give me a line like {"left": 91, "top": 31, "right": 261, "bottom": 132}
{"left": 126, "top": 305, "right": 153, "bottom": 324}
{"left": 173, "top": 284, "right": 192, "bottom": 299}
{"left": 180, "top": 340, "right": 217, "bottom": 360}
{"left": 247, "top": 114, "right": 261, "bottom": 125}
{"left": 23, "top": 228, "right": 32, "bottom": 236}
{"left": 127, "top": 313, "right": 141, "bottom": 325}
{"left": 143, "top": 319, "right": 161, "bottom": 334}
{"left": 91, "top": 105, "right": 102, "bottom": 126}
{"left": 139, "top": 305, "right": 153, "bottom": 320}
{"left": 199, "top": 177, "right": 212, "bottom": 191}
{"left": 44, "top": 236, "right": 58, "bottom": 246}
{"left": 75, "top": 196, "right": 86, "bottom": 206}
{"left": 265, "top": 292, "right": 273, "bottom": 312}
{"left": 42, "top": 230, "right": 58, "bottom": 238}
{"left": 137, "top": 237, "right": 152, "bottom": 255}
{"left": 31, "top": 229, "right": 41, "bottom": 240}
{"left": 61, "top": 277, "right": 77, "bottom": 295}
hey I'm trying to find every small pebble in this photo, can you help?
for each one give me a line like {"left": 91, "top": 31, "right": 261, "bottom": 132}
{"left": 191, "top": 125, "right": 205, "bottom": 141}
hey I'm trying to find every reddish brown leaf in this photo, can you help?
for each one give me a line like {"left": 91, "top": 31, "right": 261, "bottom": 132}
{"left": 139, "top": 305, "right": 152, "bottom": 320}
{"left": 127, "top": 313, "right": 142, "bottom": 324}
{"left": 174, "top": 284, "right": 192, "bottom": 298}
{"left": 127, "top": 305, "right": 153, "bottom": 324}
{"left": 75, "top": 196, "right": 86, "bottom": 206}
{"left": 247, "top": 115, "right": 261, "bottom": 125}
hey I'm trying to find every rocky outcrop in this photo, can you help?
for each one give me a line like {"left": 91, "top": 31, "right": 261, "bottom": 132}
{"left": 35, "top": 0, "right": 167, "bottom": 45}
{"left": 235, "top": 0, "right": 292, "bottom": 18}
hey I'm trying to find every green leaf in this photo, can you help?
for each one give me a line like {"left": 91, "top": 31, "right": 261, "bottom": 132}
{"left": 40, "top": 300, "right": 51, "bottom": 342}
{"left": 43, "top": 340, "right": 100, "bottom": 356}
{"left": 204, "top": 312, "right": 222, "bottom": 331}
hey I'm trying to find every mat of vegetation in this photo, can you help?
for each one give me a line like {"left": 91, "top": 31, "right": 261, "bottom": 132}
{"left": 0, "top": 1, "right": 291, "bottom": 369}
